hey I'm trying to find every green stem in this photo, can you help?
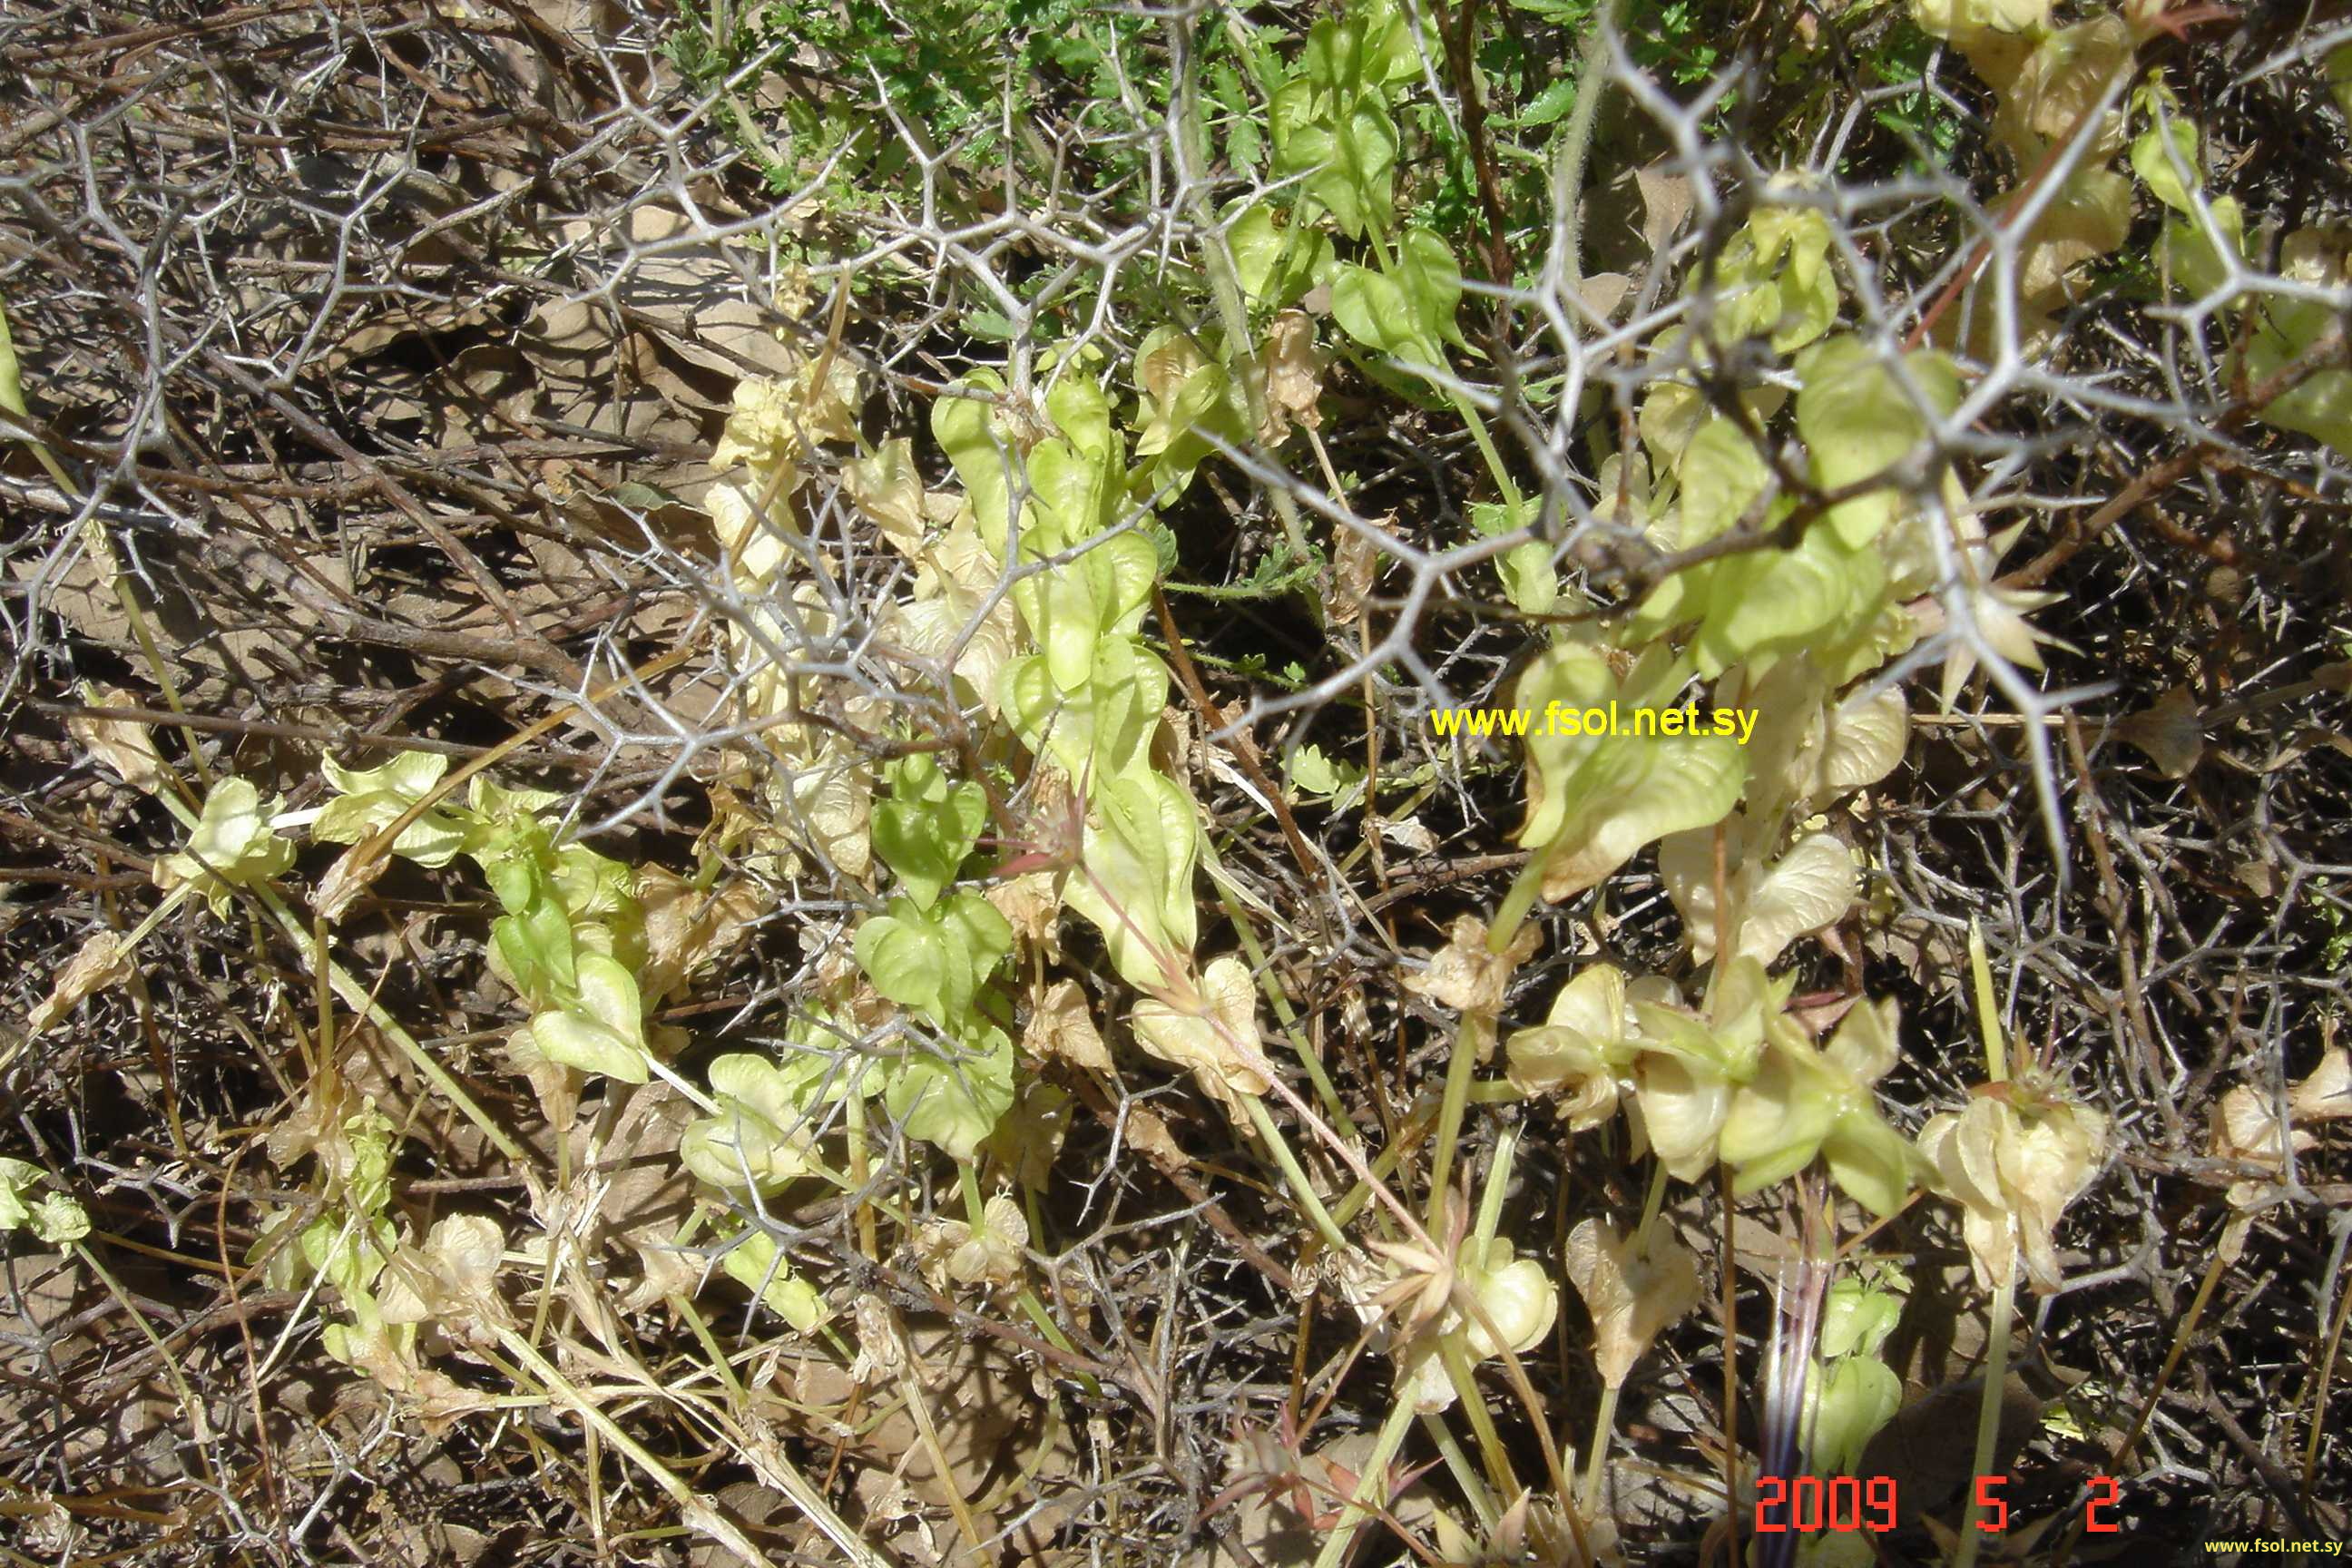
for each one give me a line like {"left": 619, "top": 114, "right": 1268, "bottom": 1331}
{"left": 1953, "top": 1272, "right": 2016, "bottom": 1568}
{"left": 1417, "top": 1408, "right": 1498, "bottom": 1527}
{"left": 145, "top": 791, "right": 529, "bottom": 1162}
{"left": 256, "top": 883, "right": 530, "bottom": 1163}
{"left": 1552, "top": 0, "right": 1624, "bottom": 294}
{"left": 1330, "top": 1135, "right": 1409, "bottom": 1230}
{"left": 1488, "top": 857, "right": 1547, "bottom": 957}
{"left": 1242, "top": 1093, "right": 1350, "bottom": 1254}
{"left": 1957, "top": 919, "right": 2014, "bottom": 1568}
{"left": 1171, "top": 14, "right": 1312, "bottom": 566}
{"left": 1446, "top": 388, "right": 1524, "bottom": 516}
{"left": 1580, "top": 1381, "right": 1623, "bottom": 1514}
{"left": 74, "top": 1240, "right": 226, "bottom": 1493}
{"left": 1632, "top": 1158, "right": 1671, "bottom": 1259}
{"left": 668, "top": 1293, "right": 750, "bottom": 1409}
{"left": 1475, "top": 1127, "right": 1517, "bottom": 1245}
{"left": 489, "top": 1325, "right": 796, "bottom": 1568}
{"left": 1424, "top": 1011, "right": 1493, "bottom": 1227}
{"left": 1440, "top": 1332, "right": 1520, "bottom": 1499}
{"left": 1969, "top": 917, "right": 2009, "bottom": 1083}
{"left": 1310, "top": 1384, "right": 1420, "bottom": 1568}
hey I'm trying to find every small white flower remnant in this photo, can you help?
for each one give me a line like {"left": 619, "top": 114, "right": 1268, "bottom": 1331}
{"left": 1404, "top": 913, "right": 1542, "bottom": 1017}
{"left": 916, "top": 1192, "right": 1029, "bottom": 1294}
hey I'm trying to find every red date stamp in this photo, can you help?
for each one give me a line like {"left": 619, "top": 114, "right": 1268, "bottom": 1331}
{"left": 1752, "top": 1475, "right": 2123, "bottom": 1534}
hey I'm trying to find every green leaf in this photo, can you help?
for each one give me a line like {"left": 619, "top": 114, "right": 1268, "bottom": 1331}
{"left": 856, "top": 900, "right": 952, "bottom": 1016}
{"left": 0, "top": 1157, "right": 60, "bottom": 1238}
{"left": 1795, "top": 335, "right": 1960, "bottom": 550}
{"left": 1044, "top": 362, "right": 1114, "bottom": 464}
{"left": 1823, "top": 1111, "right": 1921, "bottom": 1220}
{"left": 530, "top": 953, "right": 650, "bottom": 1083}
{"left": 1307, "top": 0, "right": 1421, "bottom": 90}
{"left": 1713, "top": 201, "right": 1840, "bottom": 353}
{"left": 1001, "top": 636, "right": 1170, "bottom": 785}
{"left": 1812, "top": 1357, "right": 1902, "bottom": 1477}
{"left": 1512, "top": 647, "right": 1747, "bottom": 900}
{"left": 1674, "top": 417, "right": 1771, "bottom": 549}
{"left": 0, "top": 299, "right": 24, "bottom": 421}
{"left": 492, "top": 880, "right": 577, "bottom": 1002}
{"left": 721, "top": 1230, "right": 828, "bottom": 1330}
{"left": 1637, "top": 524, "right": 1886, "bottom": 681}
{"left": 1330, "top": 266, "right": 1426, "bottom": 365}
{"left": 1285, "top": 742, "right": 1361, "bottom": 799}
{"left": 2130, "top": 107, "right": 2198, "bottom": 216}
{"left": 27, "top": 1191, "right": 89, "bottom": 1245}
{"left": 1227, "top": 202, "right": 1332, "bottom": 313}
{"left": 1014, "top": 530, "right": 1161, "bottom": 693}
{"left": 1517, "top": 76, "right": 1577, "bottom": 127}
{"left": 854, "top": 890, "right": 1010, "bottom": 1032}
{"left": 938, "top": 888, "right": 1014, "bottom": 991}
{"left": 1819, "top": 1269, "right": 1906, "bottom": 1361}
{"left": 1269, "top": 78, "right": 1397, "bottom": 240}
{"left": 1471, "top": 497, "right": 1557, "bottom": 616}
{"left": 885, "top": 1022, "right": 1015, "bottom": 1160}
{"left": 1330, "top": 231, "right": 1465, "bottom": 370}
{"left": 1719, "top": 1004, "right": 1917, "bottom": 1217}
{"left": 321, "top": 750, "right": 446, "bottom": 803}
{"left": 1063, "top": 771, "right": 1199, "bottom": 990}
{"left": 1214, "top": 64, "right": 1264, "bottom": 169}
{"left": 466, "top": 774, "right": 564, "bottom": 824}
{"left": 1392, "top": 230, "right": 1466, "bottom": 353}
{"left": 934, "top": 368, "right": 1014, "bottom": 546}
{"left": 871, "top": 753, "right": 990, "bottom": 910}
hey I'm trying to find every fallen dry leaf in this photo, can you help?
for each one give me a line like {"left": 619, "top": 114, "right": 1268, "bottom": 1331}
{"left": 66, "top": 683, "right": 165, "bottom": 795}
{"left": 2115, "top": 685, "right": 2204, "bottom": 779}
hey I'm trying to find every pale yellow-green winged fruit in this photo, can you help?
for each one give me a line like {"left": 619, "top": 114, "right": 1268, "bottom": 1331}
{"left": 679, "top": 1054, "right": 823, "bottom": 1193}
{"left": 1718, "top": 995, "right": 1923, "bottom": 1219}
{"left": 1129, "top": 955, "right": 1271, "bottom": 1114}
{"left": 1505, "top": 961, "right": 1632, "bottom": 1126}
{"left": 1917, "top": 1070, "right": 2107, "bottom": 1292}
{"left": 0, "top": 1159, "right": 90, "bottom": 1245}
{"left": 377, "top": 1214, "right": 510, "bottom": 1342}
{"left": 153, "top": 778, "right": 298, "bottom": 916}
{"left": 1563, "top": 1219, "right": 1700, "bottom": 1390}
